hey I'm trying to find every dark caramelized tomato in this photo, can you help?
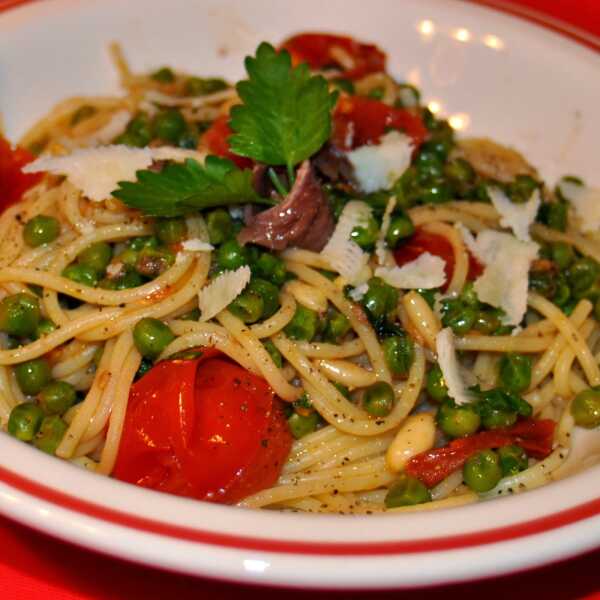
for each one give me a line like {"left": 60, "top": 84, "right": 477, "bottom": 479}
{"left": 200, "top": 115, "right": 252, "bottom": 169}
{"left": 332, "top": 95, "right": 427, "bottom": 150}
{"left": 393, "top": 229, "right": 484, "bottom": 290}
{"left": 0, "top": 136, "right": 43, "bottom": 212}
{"left": 113, "top": 349, "right": 292, "bottom": 504}
{"left": 281, "top": 33, "right": 386, "bottom": 80}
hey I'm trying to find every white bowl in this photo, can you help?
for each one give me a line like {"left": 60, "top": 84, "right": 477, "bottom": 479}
{"left": 1, "top": 0, "right": 600, "bottom": 589}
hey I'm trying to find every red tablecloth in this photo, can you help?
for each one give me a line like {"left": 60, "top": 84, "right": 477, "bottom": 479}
{"left": 1, "top": 0, "right": 600, "bottom": 598}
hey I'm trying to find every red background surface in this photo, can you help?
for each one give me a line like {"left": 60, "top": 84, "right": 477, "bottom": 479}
{"left": 1, "top": 0, "right": 600, "bottom": 598}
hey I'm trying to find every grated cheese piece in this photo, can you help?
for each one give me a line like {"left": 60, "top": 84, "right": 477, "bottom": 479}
{"left": 557, "top": 178, "right": 600, "bottom": 233}
{"left": 321, "top": 200, "right": 372, "bottom": 285}
{"left": 436, "top": 328, "right": 473, "bottom": 405}
{"left": 181, "top": 238, "right": 214, "bottom": 252}
{"left": 375, "top": 195, "right": 396, "bottom": 266}
{"left": 198, "top": 266, "right": 251, "bottom": 323}
{"left": 488, "top": 186, "right": 540, "bottom": 242}
{"left": 346, "top": 131, "right": 413, "bottom": 193}
{"left": 22, "top": 145, "right": 207, "bottom": 202}
{"left": 348, "top": 283, "right": 369, "bottom": 302}
{"left": 375, "top": 252, "right": 446, "bottom": 290}
{"left": 457, "top": 225, "right": 538, "bottom": 326}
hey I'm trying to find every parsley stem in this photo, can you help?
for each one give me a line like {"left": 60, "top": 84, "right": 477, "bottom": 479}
{"left": 287, "top": 163, "right": 296, "bottom": 187}
{"left": 268, "top": 168, "right": 289, "bottom": 197}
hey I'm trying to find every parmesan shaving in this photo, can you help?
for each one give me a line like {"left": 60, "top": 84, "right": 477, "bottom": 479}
{"left": 557, "top": 178, "right": 600, "bottom": 233}
{"left": 346, "top": 131, "right": 413, "bottom": 193}
{"left": 348, "top": 283, "right": 369, "bottom": 302}
{"left": 375, "top": 195, "right": 396, "bottom": 266}
{"left": 375, "top": 252, "right": 446, "bottom": 290}
{"left": 436, "top": 327, "right": 473, "bottom": 405}
{"left": 321, "top": 200, "right": 372, "bottom": 285}
{"left": 488, "top": 186, "right": 540, "bottom": 241}
{"left": 198, "top": 266, "right": 251, "bottom": 323}
{"left": 180, "top": 238, "right": 214, "bottom": 252}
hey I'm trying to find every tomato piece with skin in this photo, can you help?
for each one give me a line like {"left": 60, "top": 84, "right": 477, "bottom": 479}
{"left": 112, "top": 349, "right": 292, "bottom": 504}
{"left": 200, "top": 115, "right": 252, "bottom": 169}
{"left": 333, "top": 95, "right": 427, "bottom": 151}
{"left": 0, "top": 136, "right": 43, "bottom": 213}
{"left": 405, "top": 418, "right": 556, "bottom": 488}
{"left": 393, "top": 228, "right": 484, "bottom": 291}
{"left": 281, "top": 33, "right": 386, "bottom": 80}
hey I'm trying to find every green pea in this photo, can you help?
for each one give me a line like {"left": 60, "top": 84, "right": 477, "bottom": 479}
{"left": 382, "top": 334, "right": 414, "bottom": 376}
{"left": 463, "top": 449, "right": 502, "bottom": 493}
{"left": 571, "top": 387, "right": 600, "bottom": 428}
{"left": 206, "top": 209, "right": 233, "bottom": 245}
{"left": 473, "top": 310, "right": 502, "bottom": 335}
{"left": 153, "top": 109, "right": 186, "bottom": 143}
{"left": 385, "top": 213, "right": 415, "bottom": 249}
{"left": 70, "top": 104, "right": 96, "bottom": 126}
{"left": 396, "top": 83, "right": 420, "bottom": 108}
{"left": 385, "top": 474, "right": 431, "bottom": 508}
{"left": 351, "top": 215, "right": 379, "bottom": 250}
{"left": 499, "top": 354, "right": 531, "bottom": 393}
{"left": 15, "top": 358, "right": 51, "bottom": 395}
{"left": 100, "top": 269, "right": 145, "bottom": 290}
{"left": 528, "top": 270, "right": 556, "bottom": 299}
{"left": 288, "top": 411, "right": 320, "bottom": 439}
{"left": 135, "top": 247, "right": 175, "bottom": 278}
{"left": 551, "top": 242, "right": 575, "bottom": 270}
{"left": 437, "top": 400, "right": 480, "bottom": 438}
{"left": 554, "top": 281, "right": 572, "bottom": 307}
{"left": 77, "top": 242, "right": 112, "bottom": 273}
{"left": 117, "top": 247, "right": 139, "bottom": 267}
{"left": 442, "top": 304, "right": 477, "bottom": 334}
{"left": 506, "top": 174, "right": 539, "bottom": 204}
{"left": 330, "top": 78, "right": 355, "bottom": 94}
{"left": 133, "top": 318, "right": 175, "bottom": 359}
{"left": 247, "top": 278, "right": 280, "bottom": 319}
{"left": 362, "top": 278, "right": 398, "bottom": 322}
{"left": 363, "top": 381, "right": 395, "bottom": 417}
{"left": 154, "top": 218, "right": 187, "bottom": 245}
{"left": 185, "top": 77, "right": 228, "bottom": 96}
{"left": 62, "top": 264, "right": 99, "bottom": 287}
{"left": 33, "top": 415, "right": 67, "bottom": 454}
{"left": 129, "top": 236, "right": 159, "bottom": 251}
{"left": 481, "top": 407, "right": 517, "bottom": 430}
{"left": 459, "top": 282, "right": 479, "bottom": 307}
{"left": 39, "top": 381, "right": 77, "bottom": 415}
{"left": 498, "top": 445, "right": 528, "bottom": 476}
{"left": 284, "top": 305, "right": 319, "bottom": 341}
{"left": 216, "top": 239, "right": 249, "bottom": 271}
{"left": 23, "top": 215, "right": 60, "bottom": 247}
{"left": 8, "top": 403, "right": 44, "bottom": 441}
{"left": 115, "top": 113, "right": 152, "bottom": 147}
{"left": 0, "top": 293, "right": 40, "bottom": 337}
{"left": 252, "top": 252, "right": 287, "bottom": 286}
{"left": 263, "top": 339, "right": 283, "bottom": 368}
{"left": 537, "top": 201, "right": 567, "bottom": 232}
{"left": 426, "top": 364, "right": 448, "bottom": 402}
{"left": 228, "top": 290, "right": 264, "bottom": 324}
{"left": 568, "top": 258, "right": 599, "bottom": 298}
{"left": 323, "top": 309, "right": 351, "bottom": 343}
{"left": 420, "top": 138, "right": 451, "bottom": 162}
{"left": 35, "top": 319, "right": 56, "bottom": 339}
{"left": 444, "top": 158, "right": 475, "bottom": 185}
{"left": 177, "top": 127, "right": 199, "bottom": 149}
{"left": 151, "top": 66, "right": 175, "bottom": 83}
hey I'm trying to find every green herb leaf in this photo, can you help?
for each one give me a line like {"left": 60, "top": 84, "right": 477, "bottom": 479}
{"left": 112, "top": 156, "right": 271, "bottom": 217}
{"left": 229, "top": 42, "right": 337, "bottom": 171}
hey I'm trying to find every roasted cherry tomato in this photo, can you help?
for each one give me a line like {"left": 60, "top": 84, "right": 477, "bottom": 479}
{"left": 200, "top": 115, "right": 252, "bottom": 169}
{"left": 0, "top": 136, "right": 42, "bottom": 213}
{"left": 332, "top": 95, "right": 427, "bottom": 150}
{"left": 281, "top": 33, "right": 386, "bottom": 80}
{"left": 393, "top": 229, "right": 483, "bottom": 291}
{"left": 405, "top": 418, "right": 556, "bottom": 488}
{"left": 113, "top": 348, "right": 292, "bottom": 504}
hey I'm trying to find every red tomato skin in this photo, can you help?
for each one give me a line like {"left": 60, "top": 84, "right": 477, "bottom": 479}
{"left": 0, "top": 136, "right": 42, "bottom": 212}
{"left": 393, "top": 229, "right": 483, "bottom": 291}
{"left": 332, "top": 95, "right": 427, "bottom": 151}
{"left": 200, "top": 116, "right": 252, "bottom": 169}
{"left": 281, "top": 33, "right": 386, "bottom": 80}
{"left": 405, "top": 418, "right": 556, "bottom": 488}
{"left": 112, "top": 349, "right": 292, "bottom": 504}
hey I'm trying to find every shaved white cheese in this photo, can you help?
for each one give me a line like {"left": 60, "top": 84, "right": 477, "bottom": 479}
{"left": 375, "top": 195, "right": 396, "bottom": 266}
{"left": 321, "top": 200, "right": 371, "bottom": 285}
{"left": 488, "top": 186, "right": 540, "bottom": 242}
{"left": 346, "top": 131, "right": 413, "bottom": 193}
{"left": 348, "top": 282, "right": 369, "bottom": 302}
{"left": 83, "top": 110, "right": 131, "bottom": 146}
{"left": 557, "top": 178, "right": 600, "bottom": 233}
{"left": 375, "top": 252, "right": 446, "bottom": 290}
{"left": 105, "top": 262, "right": 123, "bottom": 278}
{"left": 457, "top": 225, "right": 538, "bottom": 326}
{"left": 23, "top": 145, "right": 207, "bottom": 202}
{"left": 436, "top": 328, "right": 473, "bottom": 405}
{"left": 181, "top": 238, "right": 214, "bottom": 252}
{"left": 198, "top": 266, "right": 251, "bottom": 322}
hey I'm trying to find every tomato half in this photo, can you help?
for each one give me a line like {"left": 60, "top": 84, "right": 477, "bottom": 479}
{"left": 281, "top": 33, "right": 386, "bottom": 80}
{"left": 393, "top": 229, "right": 484, "bottom": 291}
{"left": 113, "top": 349, "right": 292, "bottom": 504}
{"left": 405, "top": 418, "right": 556, "bottom": 488}
{"left": 199, "top": 116, "right": 252, "bottom": 169}
{"left": 0, "top": 136, "right": 42, "bottom": 213}
{"left": 332, "top": 95, "right": 427, "bottom": 151}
